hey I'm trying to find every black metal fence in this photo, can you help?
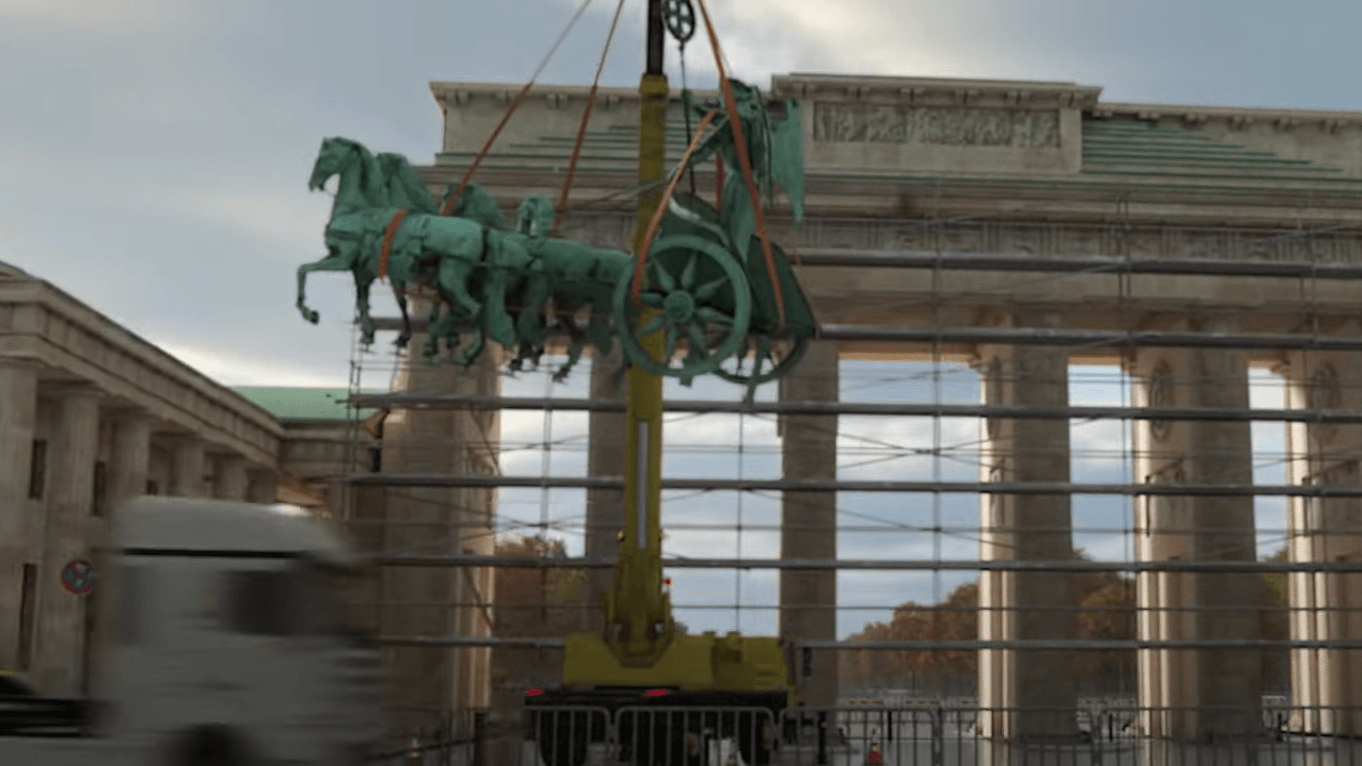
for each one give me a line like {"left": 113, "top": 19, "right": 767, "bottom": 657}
{"left": 369, "top": 708, "right": 487, "bottom": 765}
{"left": 370, "top": 703, "right": 1362, "bottom": 765}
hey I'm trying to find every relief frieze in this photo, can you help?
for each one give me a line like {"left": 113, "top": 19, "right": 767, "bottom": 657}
{"left": 813, "top": 103, "right": 1062, "bottom": 148}
{"left": 576, "top": 212, "right": 1362, "bottom": 264}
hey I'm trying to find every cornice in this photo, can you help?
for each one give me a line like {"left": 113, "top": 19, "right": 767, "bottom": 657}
{"left": 772, "top": 73, "right": 1103, "bottom": 110}
{"left": 0, "top": 278, "right": 284, "bottom": 442}
{"left": 1092, "top": 102, "right": 1362, "bottom": 132}
{"left": 416, "top": 164, "right": 1362, "bottom": 228}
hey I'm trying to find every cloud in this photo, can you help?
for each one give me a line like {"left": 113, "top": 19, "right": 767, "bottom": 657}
{"left": 0, "top": 0, "right": 193, "bottom": 33}
{"left": 157, "top": 339, "right": 351, "bottom": 388}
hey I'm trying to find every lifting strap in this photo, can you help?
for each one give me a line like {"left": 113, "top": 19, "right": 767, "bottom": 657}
{"left": 694, "top": 0, "right": 786, "bottom": 330}
{"left": 631, "top": 110, "right": 720, "bottom": 307}
{"left": 553, "top": 0, "right": 628, "bottom": 237}
{"left": 440, "top": 0, "right": 597, "bottom": 217}
{"left": 376, "top": 209, "right": 411, "bottom": 279}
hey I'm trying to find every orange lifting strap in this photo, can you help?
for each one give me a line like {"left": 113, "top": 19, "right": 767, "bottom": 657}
{"left": 440, "top": 0, "right": 597, "bottom": 217}
{"left": 553, "top": 0, "right": 628, "bottom": 237}
{"left": 631, "top": 109, "right": 721, "bottom": 306}
{"left": 695, "top": 0, "right": 787, "bottom": 330}
{"left": 376, "top": 209, "right": 411, "bottom": 279}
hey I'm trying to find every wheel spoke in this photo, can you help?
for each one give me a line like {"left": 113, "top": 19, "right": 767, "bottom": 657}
{"left": 696, "top": 306, "right": 734, "bottom": 325}
{"left": 639, "top": 313, "right": 667, "bottom": 337}
{"left": 694, "top": 276, "right": 727, "bottom": 302}
{"left": 649, "top": 260, "right": 677, "bottom": 293}
{"left": 664, "top": 326, "right": 680, "bottom": 364}
{"left": 687, "top": 324, "right": 710, "bottom": 357}
{"left": 681, "top": 251, "right": 698, "bottom": 289}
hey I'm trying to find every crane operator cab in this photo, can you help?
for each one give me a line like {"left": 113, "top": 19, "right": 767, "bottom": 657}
{"left": 100, "top": 496, "right": 382, "bottom": 765}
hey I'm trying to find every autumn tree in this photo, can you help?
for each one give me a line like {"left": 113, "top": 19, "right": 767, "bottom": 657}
{"left": 842, "top": 546, "right": 1295, "bottom": 696}
{"left": 491, "top": 536, "right": 587, "bottom": 689}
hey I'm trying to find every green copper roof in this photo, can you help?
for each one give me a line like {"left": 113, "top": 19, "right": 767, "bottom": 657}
{"left": 233, "top": 387, "right": 379, "bottom": 422}
{"left": 1081, "top": 118, "right": 1362, "bottom": 187}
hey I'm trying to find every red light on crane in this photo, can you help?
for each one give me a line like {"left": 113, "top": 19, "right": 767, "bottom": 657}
{"left": 525, "top": 688, "right": 545, "bottom": 696}
{"left": 643, "top": 689, "right": 672, "bottom": 697}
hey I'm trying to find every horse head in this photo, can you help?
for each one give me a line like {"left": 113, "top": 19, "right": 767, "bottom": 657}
{"left": 442, "top": 181, "right": 507, "bottom": 229}
{"left": 309, "top": 137, "right": 363, "bottom": 191}
{"left": 515, "top": 196, "right": 556, "bottom": 237}
{"left": 377, "top": 152, "right": 438, "bottom": 215}
{"left": 309, "top": 137, "right": 387, "bottom": 216}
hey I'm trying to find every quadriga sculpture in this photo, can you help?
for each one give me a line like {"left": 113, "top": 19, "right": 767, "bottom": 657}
{"left": 295, "top": 79, "right": 816, "bottom": 390}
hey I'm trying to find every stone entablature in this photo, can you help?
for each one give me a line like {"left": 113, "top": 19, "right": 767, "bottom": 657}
{"left": 427, "top": 72, "right": 1362, "bottom": 226}
{"left": 0, "top": 276, "right": 282, "bottom": 467}
{"left": 775, "top": 74, "right": 1098, "bottom": 175}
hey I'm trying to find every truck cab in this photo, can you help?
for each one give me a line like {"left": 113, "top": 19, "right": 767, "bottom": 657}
{"left": 0, "top": 497, "right": 382, "bottom": 766}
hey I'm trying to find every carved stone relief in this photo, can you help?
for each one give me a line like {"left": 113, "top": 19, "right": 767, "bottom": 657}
{"left": 813, "top": 103, "right": 1061, "bottom": 148}
{"left": 579, "top": 212, "right": 1362, "bottom": 265}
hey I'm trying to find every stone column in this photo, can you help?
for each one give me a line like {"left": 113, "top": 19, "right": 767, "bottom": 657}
{"left": 107, "top": 412, "right": 151, "bottom": 511}
{"left": 213, "top": 454, "right": 249, "bottom": 501}
{"left": 584, "top": 346, "right": 627, "bottom": 633}
{"left": 1280, "top": 340, "right": 1362, "bottom": 737}
{"left": 0, "top": 358, "right": 39, "bottom": 670}
{"left": 247, "top": 469, "right": 278, "bottom": 504}
{"left": 779, "top": 341, "right": 839, "bottom": 709}
{"left": 33, "top": 384, "right": 101, "bottom": 696}
{"left": 454, "top": 345, "right": 500, "bottom": 714}
{"left": 169, "top": 438, "right": 206, "bottom": 498}
{"left": 1129, "top": 318, "right": 1262, "bottom": 741}
{"left": 974, "top": 313, "right": 1077, "bottom": 741}
{"left": 379, "top": 296, "right": 501, "bottom": 732}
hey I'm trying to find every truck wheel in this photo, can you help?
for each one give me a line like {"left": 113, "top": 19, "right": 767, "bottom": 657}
{"left": 166, "top": 724, "right": 254, "bottom": 766}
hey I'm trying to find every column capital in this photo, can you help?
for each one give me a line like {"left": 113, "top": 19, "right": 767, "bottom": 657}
{"left": 0, "top": 355, "right": 42, "bottom": 372}
{"left": 104, "top": 407, "right": 153, "bottom": 425}
{"left": 42, "top": 382, "right": 102, "bottom": 401}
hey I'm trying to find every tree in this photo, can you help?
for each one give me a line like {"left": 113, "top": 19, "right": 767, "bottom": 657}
{"left": 842, "top": 546, "right": 1296, "bottom": 695}
{"left": 491, "top": 536, "right": 587, "bottom": 689}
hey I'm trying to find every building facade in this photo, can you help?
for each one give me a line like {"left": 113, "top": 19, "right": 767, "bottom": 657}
{"left": 0, "top": 261, "right": 355, "bottom": 698}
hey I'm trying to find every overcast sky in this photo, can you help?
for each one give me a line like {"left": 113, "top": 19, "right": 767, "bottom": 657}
{"left": 0, "top": 0, "right": 1333, "bottom": 638}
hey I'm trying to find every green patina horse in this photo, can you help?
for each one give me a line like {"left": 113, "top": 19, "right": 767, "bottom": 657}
{"left": 296, "top": 77, "right": 817, "bottom": 390}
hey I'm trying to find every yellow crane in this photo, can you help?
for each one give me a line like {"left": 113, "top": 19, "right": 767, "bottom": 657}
{"left": 527, "top": 2, "right": 798, "bottom": 764}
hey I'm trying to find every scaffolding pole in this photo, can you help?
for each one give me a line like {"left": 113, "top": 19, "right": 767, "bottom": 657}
{"left": 347, "top": 473, "right": 1362, "bottom": 498}
{"left": 364, "top": 317, "right": 1362, "bottom": 351}
{"left": 349, "top": 393, "right": 1362, "bottom": 425}
{"left": 375, "top": 636, "right": 1362, "bottom": 651}
{"left": 789, "top": 247, "right": 1362, "bottom": 280}
{"left": 373, "top": 554, "right": 1362, "bottom": 574}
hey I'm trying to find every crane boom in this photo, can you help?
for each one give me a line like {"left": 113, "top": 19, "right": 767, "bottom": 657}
{"left": 601, "top": 39, "right": 673, "bottom": 661}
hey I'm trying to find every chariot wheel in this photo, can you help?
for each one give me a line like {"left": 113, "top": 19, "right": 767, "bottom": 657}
{"left": 713, "top": 332, "right": 810, "bottom": 390}
{"left": 613, "top": 235, "right": 751, "bottom": 384}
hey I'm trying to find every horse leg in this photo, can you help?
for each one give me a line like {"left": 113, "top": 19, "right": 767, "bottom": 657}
{"left": 296, "top": 251, "right": 352, "bottom": 324}
{"left": 354, "top": 276, "right": 376, "bottom": 346}
{"left": 479, "top": 236, "right": 519, "bottom": 349}
{"left": 425, "top": 303, "right": 448, "bottom": 360}
{"left": 515, "top": 271, "right": 551, "bottom": 356}
{"left": 553, "top": 316, "right": 587, "bottom": 383}
{"left": 392, "top": 283, "right": 412, "bottom": 349}
{"left": 454, "top": 327, "right": 485, "bottom": 368}
{"left": 435, "top": 258, "right": 483, "bottom": 323}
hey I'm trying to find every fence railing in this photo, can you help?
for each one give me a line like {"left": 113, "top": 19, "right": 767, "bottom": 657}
{"left": 370, "top": 702, "right": 1362, "bottom": 766}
